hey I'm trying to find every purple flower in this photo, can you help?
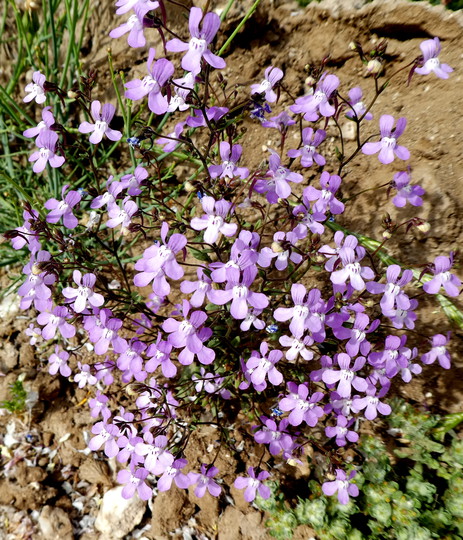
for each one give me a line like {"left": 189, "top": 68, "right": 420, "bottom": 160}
{"left": 135, "top": 433, "right": 174, "bottom": 475}
{"left": 245, "top": 342, "right": 283, "bottom": 387}
{"left": 37, "top": 305, "right": 75, "bottom": 340}
{"left": 367, "top": 264, "right": 413, "bottom": 315}
{"left": 362, "top": 115, "right": 410, "bottom": 165}
{"left": 79, "top": 100, "right": 122, "bottom": 144}
{"left": 125, "top": 48, "right": 175, "bottom": 114}
{"left": 156, "top": 121, "right": 186, "bottom": 153}
{"left": 240, "top": 309, "right": 266, "bottom": 332}
{"left": 74, "top": 362, "right": 98, "bottom": 388}
{"left": 208, "top": 266, "right": 269, "bottom": 320}
{"left": 186, "top": 106, "right": 228, "bottom": 128}
{"left": 134, "top": 222, "right": 187, "bottom": 295}
{"left": 303, "top": 171, "right": 344, "bottom": 215}
{"left": 88, "top": 421, "right": 120, "bottom": 458}
{"left": 208, "top": 142, "right": 249, "bottom": 180}
{"left": 120, "top": 165, "right": 148, "bottom": 196}
{"left": 254, "top": 151, "right": 303, "bottom": 203}
{"left": 44, "top": 184, "right": 81, "bottom": 229}
{"left": 166, "top": 7, "right": 225, "bottom": 75}
{"left": 234, "top": 467, "right": 271, "bottom": 502}
{"left": 158, "top": 459, "right": 191, "bottom": 492}
{"left": 189, "top": 464, "right": 221, "bottom": 498}
{"left": 10, "top": 208, "right": 41, "bottom": 254}
{"left": 191, "top": 196, "right": 237, "bottom": 244}
{"left": 322, "top": 353, "right": 368, "bottom": 399}
{"left": 322, "top": 469, "right": 359, "bottom": 505}
{"left": 386, "top": 299, "right": 418, "bottom": 330}
{"left": 23, "top": 106, "right": 55, "bottom": 142}
{"left": 279, "top": 382, "right": 324, "bottom": 427}
{"left": 251, "top": 66, "right": 283, "bottom": 103}
{"left": 287, "top": 128, "right": 326, "bottom": 167}
{"left": 180, "top": 269, "right": 212, "bottom": 308}
{"left": 330, "top": 240, "right": 374, "bottom": 291}
{"left": 333, "top": 312, "right": 379, "bottom": 357}
{"left": 346, "top": 87, "right": 372, "bottom": 120}
{"left": 352, "top": 385, "right": 391, "bottom": 420}
{"left": 261, "top": 111, "right": 296, "bottom": 132}
{"left": 168, "top": 72, "right": 195, "bottom": 112}
{"left": 106, "top": 197, "right": 138, "bottom": 231}
{"left": 421, "top": 333, "right": 451, "bottom": 369}
{"left": 114, "top": 0, "right": 158, "bottom": 15}
{"left": 290, "top": 74, "right": 339, "bottom": 122}
{"left": 279, "top": 334, "right": 314, "bottom": 362}
{"left": 48, "top": 347, "right": 72, "bottom": 377}
{"left": 91, "top": 176, "right": 124, "bottom": 209}
{"left": 17, "top": 250, "right": 56, "bottom": 312}
{"left": 392, "top": 170, "right": 424, "bottom": 207}
{"left": 253, "top": 417, "right": 293, "bottom": 455}
{"left": 24, "top": 71, "right": 46, "bottom": 104}
{"left": 415, "top": 37, "right": 453, "bottom": 79}
{"left": 325, "top": 415, "right": 358, "bottom": 447}
{"left": 117, "top": 467, "right": 152, "bottom": 500}
{"left": 109, "top": 3, "right": 154, "bottom": 48}
{"left": 29, "top": 131, "right": 65, "bottom": 173}
{"left": 259, "top": 231, "right": 302, "bottom": 272}
{"left": 25, "top": 323, "right": 42, "bottom": 346}
{"left": 146, "top": 335, "right": 176, "bottom": 378}
{"left": 423, "top": 252, "right": 461, "bottom": 297}
{"left": 62, "top": 270, "right": 105, "bottom": 313}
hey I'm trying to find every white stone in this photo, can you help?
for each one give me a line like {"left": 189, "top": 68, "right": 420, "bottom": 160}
{"left": 94, "top": 486, "right": 146, "bottom": 540}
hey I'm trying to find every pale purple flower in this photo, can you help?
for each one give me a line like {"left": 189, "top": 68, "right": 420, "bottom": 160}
{"left": 261, "top": 111, "right": 296, "bottom": 131}
{"left": 117, "top": 467, "right": 152, "bottom": 500}
{"left": 48, "top": 347, "right": 71, "bottom": 377}
{"left": 168, "top": 72, "right": 195, "bottom": 113}
{"left": 234, "top": 467, "right": 271, "bottom": 502}
{"left": 79, "top": 100, "right": 122, "bottom": 144}
{"left": 44, "top": 184, "right": 81, "bottom": 229}
{"left": 135, "top": 433, "right": 174, "bottom": 474}
{"left": 89, "top": 391, "right": 111, "bottom": 422}
{"left": 240, "top": 309, "right": 266, "bottom": 332}
{"left": 362, "top": 115, "right": 410, "bottom": 165}
{"left": 278, "top": 382, "right": 324, "bottom": 427}
{"left": 287, "top": 128, "right": 326, "bottom": 167}
{"left": 189, "top": 464, "right": 221, "bottom": 498}
{"left": 17, "top": 250, "right": 56, "bottom": 311}
{"left": 253, "top": 417, "right": 293, "bottom": 455}
{"left": 166, "top": 7, "right": 226, "bottom": 75}
{"left": 120, "top": 165, "right": 148, "bottom": 196}
{"left": 423, "top": 252, "right": 461, "bottom": 297}
{"left": 209, "top": 234, "right": 259, "bottom": 284}
{"left": 125, "top": 48, "right": 175, "bottom": 115}
{"left": 91, "top": 176, "right": 124, "bottom": 209}
{"left": 146, "top": 335, "right": 176, "bottom": 378}
{"left": 93, "top": 316, "right": 125, "bottom": 356}
{"left": 207, "top": 266, "right": 269, "bottom": 320}
{"left": 23, "top": 106, "right": 55, "bottom": 142}
{"left": 62, "top": 270, "right": 105, "bottom": 313}
{"left": 186, "top": 106, "right": 228, "bottom": 128}
{"left": 251, "top": 66, "right": 283, "bottom": 103}
{"left": 208, "top": 142, "right": 249, "bottom": 180}
{"left": 330, "top": 241, "right": 374, "bottom": 291}
{"left": 421, "top": 333, "right": 451, "bottom": 369}
{"left": 25, "top": 323, "right": 42, "bottom": 346}
{"left": 346, "top": 87, "right": 372, "bottom": 120}
{"left": 415, "top": 37, "right": 453, "bottom": 79}
{"left": 290, "top": 74, "right": 339, "bottom": 121}
{"left": 322, "top": 469, "right": 358, "bottom": 505}
{"left": 158, "top": 459, "right": 191, "bottom": 491}
{"left": 114, "top": 0, "right": 158, "bottom": 16}
{"left": 245, "top": 342, "right": 283, "bottom": 387}
{"left": 109, "top": 3, "right": 154, "bottom": 48}
{"left": 106, "top": 197, "right": 138, "bottom": 230}
{"left": 10, "top": 208, "right": 41, "bottom": 253}
{"left": 325, "top": 415, "right": 358, "bottom": 447}
{"left": 192, "top": 368, "right": 230, "bottom": 399}
{"left": 24, "top": 71, "right": 46, "bottom": 104}
{"left": 254, "top": 151, "right": 303, "bottom": 203}
{"left": 392, "top": 170, "right": 424, "bottom": 207}
{"left": 333, "top": 312, "right": 379, "bottom": 357}
{"left": 259, "top": 231, "right": 302, "bottom": 272}
{"left": 386, "top": 299, "right": 418, "bottom": 330}
{"left": 29, "top": 131, "right": 65, "bottom": 173}
{"left": 303, "top": 171, "right": 344, "bottom": 215}
{"left": 279, "top": 334, "right": 314, "bottom": 362}
{"left": 180, "top": 269, "right": 212, "bottom": 308}
{"left": 37, "top": 305, "right": 75, "bottom": 340}
{"left": 88, "top": 421, "right": 120, "bottom": 458}
{"left": 74, "top": 362, "right": 98, "bottom": 388}
{"left": 190, "top": 196, "right": 237, "bottom": 244}
{"left": 366, "top": 264, "right": 413, "bottom": 314}
{"left": 156, "top": 121, "right": 186, "bottom": 154}
{"left": 352, "top": 385, "right": 391, "bottom": 420}
{"left": 322, "top": 353, "right": 368, "bottom": 398}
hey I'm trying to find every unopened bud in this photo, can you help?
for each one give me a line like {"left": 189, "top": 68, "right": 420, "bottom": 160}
{"left": 382, "top": 230, "right": 392, "bottom": 240}
{"left": 305, "top": 76, "right": 316, "bottom": 87}
{"left": 67, "top": 90, "right": 78, "bottom": 99}
{"left": 348, "top": 41, "right": 357, "bottom": 51}
{"left": 366, "top": 58, "right": 383, "bottom": 74}
{"left": 271, "top": 241, "right": 284, "bottom": 253}
{"left": 416, "top": 220, "right": 431, "bottom": 233}
{"left": 184, "top": 181, "right": 196, "bottom": 192}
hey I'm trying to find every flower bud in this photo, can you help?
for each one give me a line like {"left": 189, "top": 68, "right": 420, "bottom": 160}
{"left": 271, "top": 241, "right": 284, "bottom": 253}
{"left": 416, "top": 220, "right": 431, "bottom": 233}
{"left": 382, "top": 230, "right": 392, "bottom": 240}
{"left": 184, "top": 181, "right": 196, "bottom": 192}
{"left": 67, "top": 90, "right": 78, "bottom": 100}
{"left": 367, "top": 59, "right": 383, "bottom": 74}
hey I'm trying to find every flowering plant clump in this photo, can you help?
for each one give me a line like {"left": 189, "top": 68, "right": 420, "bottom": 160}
{"left": 7, "top": 0, "right": 461, "bottom": 511}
